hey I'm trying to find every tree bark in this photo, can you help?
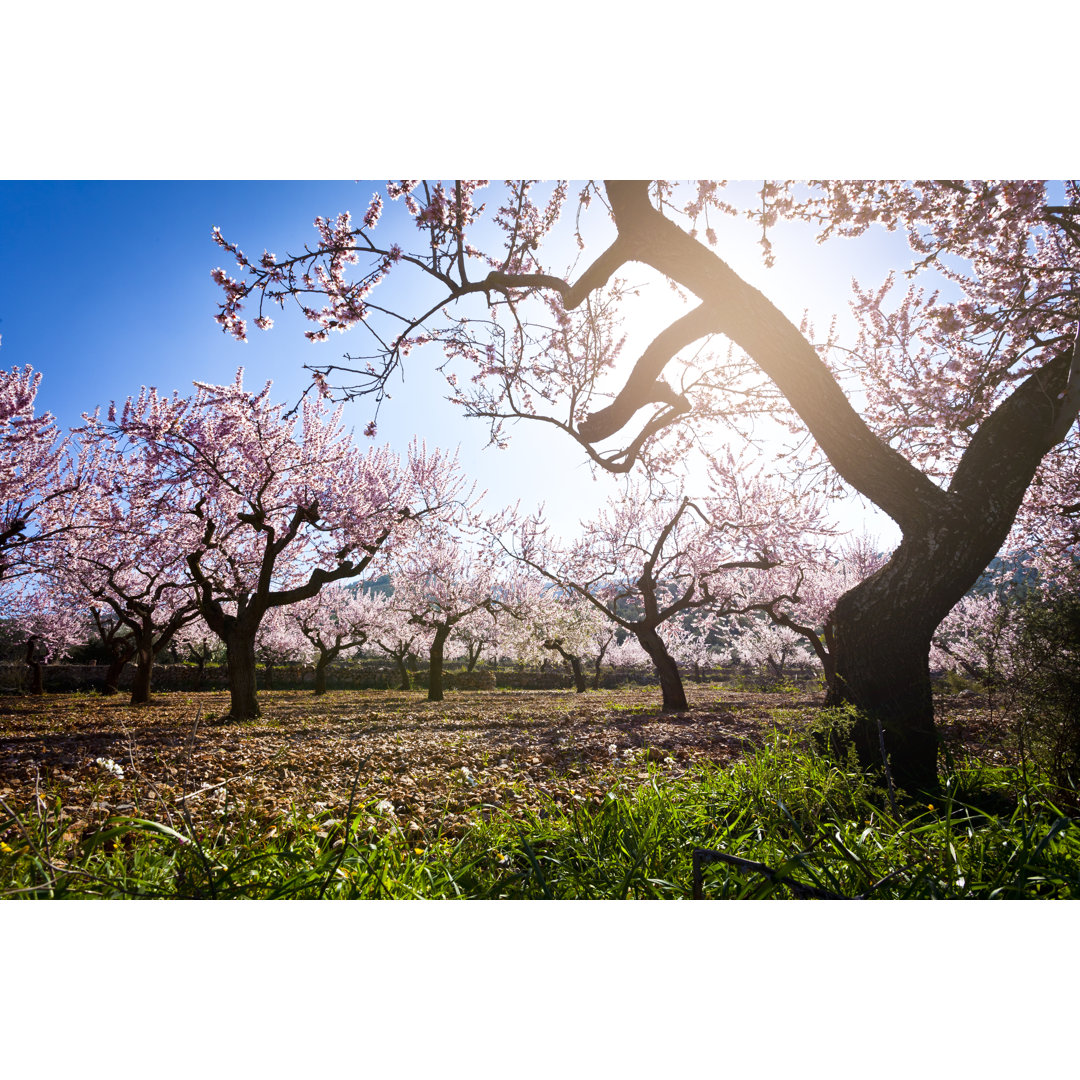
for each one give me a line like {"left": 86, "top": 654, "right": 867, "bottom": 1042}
{"left": 130, "top": 639, "right": 154, "bottom": 705}
{"left": 314, "top": 652, "right": 333, "bottom": 695}
{"left": 24, "top": 637, "right": 44, "bottom": 696}
{"left": 101, "top": 653, "right": 127, "bottom": 695}
{"left": 223, "top": 627, "right": 261, "bottom": 720}
{"left": 635, "top": 626, "right": 688, "bottom": 712}
{"left": 427, "top": 625, "right": 451, "bottom": 702}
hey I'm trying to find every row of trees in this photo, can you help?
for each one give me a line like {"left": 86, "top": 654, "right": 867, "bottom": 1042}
{"left": 0, "top": 358, "right": 872, "bottom": 716}
{"left": 11, "top": 345, "right": 1061, "bottom": 724}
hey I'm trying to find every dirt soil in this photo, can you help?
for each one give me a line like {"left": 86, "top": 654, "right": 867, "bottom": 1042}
{"left": 0, "top": 685, "right": 1013, "bottom": 841}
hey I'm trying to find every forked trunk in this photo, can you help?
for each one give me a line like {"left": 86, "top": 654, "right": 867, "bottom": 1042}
{"left": 636, "top": 626, "right": 688, "bottom": 712}
{"left": 597, "top": 181, "right": 1079, "bottom": 791}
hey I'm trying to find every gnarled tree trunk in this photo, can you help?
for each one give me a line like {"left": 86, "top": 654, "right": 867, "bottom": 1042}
{"left": 635, "top": 626, "right": 688, "bottom": 712}
{"left": 543, "top": 639, "right": 587, "bottom": 693}
{"left": 395, "top": 655, "right": 412, "bottom": 691}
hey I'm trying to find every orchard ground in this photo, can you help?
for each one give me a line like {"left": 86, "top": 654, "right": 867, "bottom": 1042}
{"left": 0, "top": 681, "right": 1018, "bottom": 845}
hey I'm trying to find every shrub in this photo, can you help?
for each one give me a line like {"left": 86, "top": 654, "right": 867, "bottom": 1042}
{"left": 1011, "top": 587, "right": 1080, "bottom": 798}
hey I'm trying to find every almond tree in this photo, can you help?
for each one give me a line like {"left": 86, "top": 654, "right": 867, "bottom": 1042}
{"left": 213, "top": 179, "right": 1080, "bottom": 789}
{"left": 737, "top": 534, "right": 888, "bottom": 691}
{"left": 37, "top": 432, "right": 201, "bottom": 704}
{"left": 173, "top": 620, "right": 224, "bottom": 686}
{"left": 90, "top": 369, "right": 468, "bottom": 720}
{"left": 929, "top": 590, "right": 1021, "bottom": 688}
{"left": 505, "top": 467, "right": 827, "bottom": 712}
{"left": 254, "top": 606, "right": 312, "bottom": 690}
{"left": 85, "top": 608, "right": 137, "bottom": 694}
{"left": 604, "top": 635, "right": 651, "bottom": 673}
{"left": 366, "top": 591, "right": 433, "bottom": 691}
{"left": 731, "top": 619, "right": 821, "bottom": 682}
{"left": 289, "top": 585, "right": 374, "bottom": 694}
{"left": 388, "top": 528, "right": 524, "bottom": 702}
{"left": 504, "top": 586, "right": 615, "bottom": 693}
{"left": 446, "top": 606, "right": 502, "bottom": 672}
{"left": 663, "top": 617, "right": 720, "bottom": 682}
{"left": 3, "top": 579, "right": 86, "bottom": 694}
{"left": 0, "top": 362, "right": 80, "bottom": 595}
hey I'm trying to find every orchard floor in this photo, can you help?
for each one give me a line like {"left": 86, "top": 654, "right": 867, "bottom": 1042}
{"left": 0, "top": 684, "right": 1014, "bottom": 842}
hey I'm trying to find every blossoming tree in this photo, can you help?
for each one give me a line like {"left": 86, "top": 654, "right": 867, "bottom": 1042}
{"left": 0, "top": 362, "right": 76, "bottom": 590}
{"left": 502, "top": 584, "right": 615, "bottom": 693}
{"left": 505, "top": 466, "right": 828, "bottom": 712}
{"left": 366, "top": 591, "right": 433, "bottom": 691}
{"left": 288, "top": 585, "right": 374, "bottom": 694}
{"left": 38, "top": 430, "right": 202, "bottom": 704}
{"left": 387, "top": 523, "right": 525, "bottom": 702}
{"left": 91, "top": 369, "right": 468, "bottom": 720}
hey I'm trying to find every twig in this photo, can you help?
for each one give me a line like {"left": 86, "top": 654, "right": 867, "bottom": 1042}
{"left": 173, "top": 707, "right": 219, "bottom": 898}
{"left": 876, "top": 714, "right": 900, "bottom": 818}
{"left": 692, "top": 846, "right": 849, "bottom": 900}
{"left": 318, "top": 753, "right": 369, "bottom": 899}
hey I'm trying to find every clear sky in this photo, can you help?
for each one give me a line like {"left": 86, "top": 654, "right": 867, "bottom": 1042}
{"left": 0, "top": 179, "right": 914, "bottom": 549}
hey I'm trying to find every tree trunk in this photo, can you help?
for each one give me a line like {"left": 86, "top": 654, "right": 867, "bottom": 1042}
{"left": 567, "top": 654, "right": 586, "bottom": 693}
{"left": 102, "top": 653, "right": 128, "bottom": 695}
{"left": 130, "top": 638, "right": 154, "bottom": 705}
{"left": 635, "top": 626, "right": 688, "bottom": 712}
{"left": 427, "top": 625, "right": 451, "bottom": 702}
{"left": 315, "top": 653, "right": 330, "bottom": 695}
{"left": 25, "top": 638, "right": 43, "bottom": 696}
{"left": 395, "top": 655, "right": 412, "bottom": 691}
{"left": 223, "top": 628, "right": 261, "bottom": 720}
{"left": 543, "top": 640, "right": 587, "bottom": 692}
{"left": 825, "top": 520, "right": 1014, "bottom": 792}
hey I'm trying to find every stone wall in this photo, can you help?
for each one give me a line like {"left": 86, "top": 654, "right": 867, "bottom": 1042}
{"left": 0, "top": 661, "right": 819, "bottom": 697}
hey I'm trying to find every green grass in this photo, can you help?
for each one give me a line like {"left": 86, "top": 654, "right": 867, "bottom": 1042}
{"left": 3, "top": 733, "right": 1077, "bottom": 899}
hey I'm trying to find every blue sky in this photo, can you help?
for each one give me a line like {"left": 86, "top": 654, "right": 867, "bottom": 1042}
{"left": 1, "top": 179, "right": 907, "bottom": 546}
{"left": 0, "top": 181, "right": 634, "bottom": 532}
